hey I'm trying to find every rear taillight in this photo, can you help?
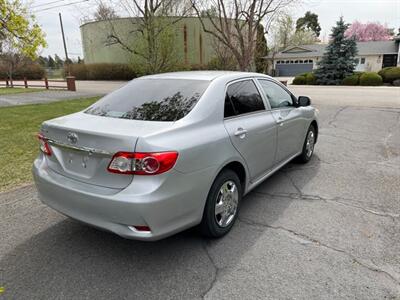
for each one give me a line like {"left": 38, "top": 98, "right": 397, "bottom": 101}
{"left": 37, "top": 133, "right": 52, "bottom": 156}
{"left": 107, "top": 151, "right": 178, "bottom": 175}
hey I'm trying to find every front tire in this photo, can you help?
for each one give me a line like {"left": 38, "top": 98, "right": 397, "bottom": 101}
{"left": 200, "top": 169, "right": 242, "bottom": 238}
{"left": 297, "top": 124, "right": 316, "bottom": 163}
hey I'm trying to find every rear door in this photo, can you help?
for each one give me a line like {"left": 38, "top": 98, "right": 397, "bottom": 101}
{"left": 257, "top": 79, "right": 306, "bottom": 163}
{"left": 223, "top": 79, "right": 277, "bottom": 181}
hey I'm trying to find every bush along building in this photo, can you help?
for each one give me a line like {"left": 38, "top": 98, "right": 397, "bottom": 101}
{"left": 265, "top": 40, "right": 400, "bottom": 77}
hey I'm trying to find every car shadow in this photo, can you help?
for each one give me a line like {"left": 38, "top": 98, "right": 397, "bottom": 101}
{"left": 1, "top": 155, "right": 321, "bottom": 299}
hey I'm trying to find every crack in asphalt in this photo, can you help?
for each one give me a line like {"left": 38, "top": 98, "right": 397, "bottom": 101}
{"left": 383, "top": 112, "right": 400, "bottom": 159}
{"left": 252, "top": 190, "right": 400, "bottom": 220}
{"left": 237, "top": 217, "right": 400, "bottom": 286}
{"left": 328, "top": 106, "right": 348, "bottom": 128}
{"left": 200, "top": 240, "right": 221, "bottom": 299}
{"left": 319, "top": 132, "right": 375, "bottom": 144}
{"left": 279, "top": 169, "right": 400, "bottom": 220}
{"left": 281, "top": 171, "right": 305, "bottom": 197}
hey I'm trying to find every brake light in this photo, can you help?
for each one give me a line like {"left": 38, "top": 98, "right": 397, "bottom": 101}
{"left": 107, "top": 152, "right": 178, "bottom": 175}
{"left": 37, "top": 133, "right": 52, "bottom": 156}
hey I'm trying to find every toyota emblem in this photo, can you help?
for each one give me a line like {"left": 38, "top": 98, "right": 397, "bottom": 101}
{"left": 67, "top": 132, "right": 78, "bottom": 144}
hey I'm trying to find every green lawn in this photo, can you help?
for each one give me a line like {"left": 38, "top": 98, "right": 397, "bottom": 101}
{"left": 0, "top": 87, "right": 46, "bottom": 95}
{"left": 0, "top": 97, "right": 99, "bottom": 192}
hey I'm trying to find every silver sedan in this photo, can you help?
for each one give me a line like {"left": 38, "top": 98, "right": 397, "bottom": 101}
{"left": 33, "top": 71, "right": 318, "bottom": 240}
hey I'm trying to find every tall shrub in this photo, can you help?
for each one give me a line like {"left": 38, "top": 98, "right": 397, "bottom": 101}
{"left": 0, "top": 63, "right": 45, "bottom": 79}
{"left": 379, "top": 67, "right": 400, "bottom": 84}
{"left": 359, "top": 72, "right": 383, "bottom": 86}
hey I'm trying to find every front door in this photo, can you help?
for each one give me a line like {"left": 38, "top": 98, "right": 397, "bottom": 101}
{"left": 257, "top": 79, "right": 305, "bottom": 163}
{"left": 382, "top": 54, "right": 398, "bottom": 68}
{"left": 223, "top": 79, "right": 277, "bottom": 181}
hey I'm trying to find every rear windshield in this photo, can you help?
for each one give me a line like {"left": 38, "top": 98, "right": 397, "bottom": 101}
{"left": 85, "top": 78, "right": 210, "bottom": 121}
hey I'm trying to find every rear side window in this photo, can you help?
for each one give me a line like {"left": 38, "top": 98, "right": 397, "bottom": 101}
{"left": 85, "top": 79, "right": 210, "bottom": 121}
{"left": 225, "top": 80, "right": 265, "bottom": 117}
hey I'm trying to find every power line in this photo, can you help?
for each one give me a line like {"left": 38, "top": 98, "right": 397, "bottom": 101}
{"left": 31, "top": 0, "right": 68, "bottom": 9}
{"left": 33, "top": 0, "right": 89, "bottom": 13}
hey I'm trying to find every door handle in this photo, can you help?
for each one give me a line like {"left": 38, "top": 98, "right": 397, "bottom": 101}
{"left": 277, "top": 116, "right": 284, "bottom": 126}
{"left": 234, "top": 128, "right": 248, "bottom": 138}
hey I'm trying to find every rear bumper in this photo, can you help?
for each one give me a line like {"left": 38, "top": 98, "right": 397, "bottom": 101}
{"left": 32, "top": 156, "right": 216, "bottom": 241}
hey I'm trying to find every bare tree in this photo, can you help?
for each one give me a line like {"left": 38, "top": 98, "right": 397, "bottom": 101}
{"left": 94, "top": 1, "right": 119, "bottom": 20}
{"left": 265, "top": 12, "right": 317, "bottom": 74}
{"left": 0, "top": 39, "right": 25, "bottom": 81}
{"left": 270, "top": 13, "right": 317, "bottom": 51}
{"left": 209, "top": 36, "right": 237, "bottom": 70}
{"left": 190, "top": 0, "right": 296, "bottom": 71}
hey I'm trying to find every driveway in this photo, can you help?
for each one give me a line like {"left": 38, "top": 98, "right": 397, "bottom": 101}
{"left": 0, "top": 90, "right": 400, "bottom": 298}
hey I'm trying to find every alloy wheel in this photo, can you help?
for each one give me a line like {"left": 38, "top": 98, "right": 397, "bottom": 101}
{"left": 214, "top": 180, "right": 239, "bottom": 228}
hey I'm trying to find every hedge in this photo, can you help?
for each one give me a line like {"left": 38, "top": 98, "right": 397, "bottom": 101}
{"left": 294, "top": 71, "right": 385, "bottom": 86}
{"left": 342, "top": 74, "right": 359, "bottom": 85}
{"left": 67, "top": 63, "right": 136, "bottom": 80}
{"left": 305, "top": 72, "right": 316, "bottom": 85}
{"left": 342, "top": 72, "right": 364, "bottom": 85}
{"left": 378, "top": 67, "right": 400, "bottom": 84}
{"left": 359, "top": 72, "right": 383, "bottom": 86}
{"left": 378, "top": 67, "right": 393, "bottom": 82}
{"left": 292, "top": 72, "right": 316, "bottom": 85}
{"left": 292, "top": 75, "right": 306, "bottom": 85}
{"left": 0, "top": 63, "right": 45, "bottom": 80}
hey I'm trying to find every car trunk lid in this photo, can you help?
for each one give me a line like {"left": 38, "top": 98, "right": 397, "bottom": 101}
{"left": 40, "top": 112, "right": 174, "bottom": 189}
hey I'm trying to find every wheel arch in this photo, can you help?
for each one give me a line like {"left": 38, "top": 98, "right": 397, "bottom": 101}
{"left": 310, "top": 120, "right": 318, "bottom": 143}
{"left": 217, "top": 160, "right": 248, "bottom": 193}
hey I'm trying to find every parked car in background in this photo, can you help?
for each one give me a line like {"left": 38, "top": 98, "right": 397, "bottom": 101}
{"left": 33, "top": 71, "right": 318, "bottom": 240}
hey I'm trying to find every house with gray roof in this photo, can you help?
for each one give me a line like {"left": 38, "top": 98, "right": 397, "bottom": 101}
{"left": 264, "top": 40, "right": 400, "bottom": 76}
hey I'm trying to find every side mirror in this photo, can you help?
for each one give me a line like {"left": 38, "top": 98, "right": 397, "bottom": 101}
{"left": 298, "top": 96, "right": 311, "bottom": 107}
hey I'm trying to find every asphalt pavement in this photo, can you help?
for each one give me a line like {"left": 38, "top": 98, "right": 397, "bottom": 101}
{"left": 0, "top": 86, "right": 400, "bottom": 299}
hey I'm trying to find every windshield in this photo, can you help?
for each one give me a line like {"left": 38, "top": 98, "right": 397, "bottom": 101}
{"left": 85, "top": 78, "right": 210, "bottom": 121}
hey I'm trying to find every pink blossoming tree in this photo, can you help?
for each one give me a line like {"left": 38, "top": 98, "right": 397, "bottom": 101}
{"left": 345, "top": 21, "right": 393, "bottom": 41}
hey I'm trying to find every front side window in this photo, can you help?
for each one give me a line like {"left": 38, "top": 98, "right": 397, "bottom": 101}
{"left": 258, "top": 80, "right": 293, "bottom": 109}
{"left": 225, "top": 80, "right": 265, "bottom": 117}
{"left": 85, "top": 79, "right": 210, "bottom": 121}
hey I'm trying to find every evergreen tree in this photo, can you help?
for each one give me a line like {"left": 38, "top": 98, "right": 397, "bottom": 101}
{"left": 315, "top": 17, "right": 358, "bottom": 85}
{"left": 37, "top": 56, "right": 48, "bottom": 67}
{"left": 54, "top": 54, "right": 64, "bottom": 68}
{"left": 255, "top": 24, "right": 268, "bottom": 73}
{"left": 47, "top": 55, "right": 55, "bottom": 68}
{"left": 296, "top": 11, "right": 321, "bottom": 37}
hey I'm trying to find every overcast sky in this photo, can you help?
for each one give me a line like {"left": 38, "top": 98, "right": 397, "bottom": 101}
{"left": 31, "top": 0, "right": 400, "bottom": 59}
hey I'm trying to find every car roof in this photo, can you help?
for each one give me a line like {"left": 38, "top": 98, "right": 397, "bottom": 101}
{"left": 139, "top": 71, "right": 271, "bottom": 81}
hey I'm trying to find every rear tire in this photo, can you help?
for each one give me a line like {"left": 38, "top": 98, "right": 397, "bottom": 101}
{"left": 297, "top": 124, "right": 316, "bottom": 164}
{"left": 200, "top": 169, "right": 242, "bottom": 238}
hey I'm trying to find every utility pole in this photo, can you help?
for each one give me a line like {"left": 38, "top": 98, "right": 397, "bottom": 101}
{"left": 59, "top": 12, "right": 70, "bottom": 75}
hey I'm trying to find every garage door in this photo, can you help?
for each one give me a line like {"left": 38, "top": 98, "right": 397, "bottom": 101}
{"left": 276, "top": 63, "right": 313, "bottom": 76}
